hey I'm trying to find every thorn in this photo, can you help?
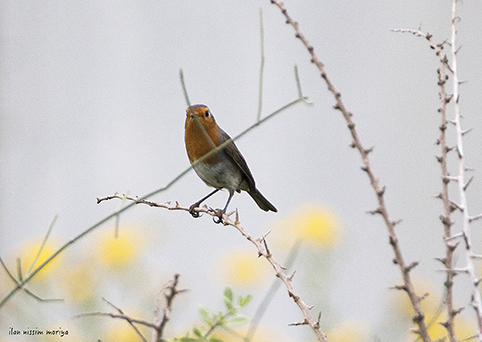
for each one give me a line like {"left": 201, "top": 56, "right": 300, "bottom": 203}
{"left": 235, "top": 209, "right": 240, "bottom": 225}
{"left": 444, "top": 175, "right": 458, "bottom": 183}
{"left": 452, "top": 307, "right": 464, "bottom": 317}
{"left": 435, "top": 257, "right": 447, "bottom": 265}
{"left": 390, "top": 284, "right": 408, "bottom": 292}
{"left": 392, "top": 219, "right": 403, "bottom": 227}
{"left": 389, "top": 235, "right": 397, "bottom": 246}
{"left": 469, "top": 214, "right": 482, "bottom": 223}
{"left": 439, "top": 214, "right": 452, "bottom": 227}
{"left": 445, "top": 232, "right": 463, "bottom": 241}
{"left": 420, "top": 292, "right": 430, "bottom": 301}
{"left": 448, "top": 242, "right": 459, "bottom": 252}
{"left": 405, "top": 261, "right": 419, "bottom": 274}
{"left": 377, "top": 186, "right": 386, "bottom": 197}
{"left": 364, "top": 146, "right": 374, "bottom": 155}
{"left": 288, "top": 319, "right": 308, "bottom": 326}
{"left": 288, "top": 270, "right": 296, "bottom": 281}
{"left": 315, "top": 312, "right": 322, "bottom": 328}
{"left": 262, "top": 236, "right": 271, "bottom": 257}
{"left": 450, "top": 200, "right": 464, "bottom": 212}
{"left": 367, "top": 208, "right": 382, "bottom": 215}
{"left": 463, "top": 176, "right": 474, "bottom": 191}
{"left": 175, "top": 201, "right": 180, "bottom": 207}
{"left": 454, "top": 44, "right": 463, "bottom": 55}
{"left": 470, "top": 253, "right": 482, "bottom": 259}
{"left": 461, "top": 127, "right": 473, "bottom": 136}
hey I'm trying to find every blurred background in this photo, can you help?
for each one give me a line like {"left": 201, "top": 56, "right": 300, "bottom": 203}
{"left": 1, "top": 1, "right": 481, "bottom": 341}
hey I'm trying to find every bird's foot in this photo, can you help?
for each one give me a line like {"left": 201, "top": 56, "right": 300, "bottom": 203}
{"left": 189, "top": 203, "right": 202, "bottom": 218}
{"left": 212, "top": 209, "right": 226, "bottom": 224}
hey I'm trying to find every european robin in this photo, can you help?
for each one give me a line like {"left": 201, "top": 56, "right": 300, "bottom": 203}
{"left": 184, "top": 104, "right": 277, "bottom": 223}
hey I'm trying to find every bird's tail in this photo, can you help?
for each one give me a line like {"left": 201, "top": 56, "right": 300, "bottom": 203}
{"left": 248, "top": 189, "right": 277, "bottom": 212}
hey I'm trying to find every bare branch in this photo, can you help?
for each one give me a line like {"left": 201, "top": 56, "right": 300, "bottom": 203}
{"left": 450, "top": 0, "right": 482, "bottom": 334}
{"left": 267, "top": 0, "right": 432, "bottom": 340}
{"left": 152, "top": 274, "right": 186, "bottom": 342}
{"left": 98, "top": 195, "right": 327, "bottom": 341}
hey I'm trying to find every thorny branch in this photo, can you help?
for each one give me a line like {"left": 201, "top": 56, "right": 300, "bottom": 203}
{"left": 267, "top": 0, "right": 432, "bottom": 341}
{"left": 75, "top": 274, "right": 186, "bottom": 342}
{"left": 391, "top": 27, "right": 460, "bottom": 342}
{"left": 152, "top": 273, "right": 186, "bottom": 342}
{"left": 449, "top": 0, "right": 482, "bottom": 337}
{"left": 97, "top": 193, "right": 328, "bottom": 342}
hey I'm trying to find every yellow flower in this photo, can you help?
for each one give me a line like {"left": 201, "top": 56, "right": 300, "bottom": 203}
{"left": 16, "top": 238, "right": 62, "bottom": 282}
{"left": 273, "top": 203, "right": 343, "bottom": 250}
{"left": 63, "top": 259, "right": 96, "bottom": 304}
{"left": 409, "top": 313, "right": 476, "bottom": 341}
{"left": 216, "top": 247, "right": 271, "bottom": 287}
{"left": 97, "top": 225, "right": 143, "bottom": 271}
{"left": 328, "top": 320, "right": 370, "bottom": 342}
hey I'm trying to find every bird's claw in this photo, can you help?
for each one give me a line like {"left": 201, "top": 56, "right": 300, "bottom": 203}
{"left": 212, "top": 209, "right": 226, "bottom": 224}
{"left": 189, "top": 203, "right": 202, "bottom": 218}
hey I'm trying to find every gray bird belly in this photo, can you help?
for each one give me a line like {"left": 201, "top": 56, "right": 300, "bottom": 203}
{"left": 193, "top": 160, "right": 244, "bottom": 191}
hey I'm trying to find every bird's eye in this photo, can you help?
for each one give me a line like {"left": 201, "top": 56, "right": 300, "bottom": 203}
{"left": 205, "top": 110, "right": 210, "bottom": 117}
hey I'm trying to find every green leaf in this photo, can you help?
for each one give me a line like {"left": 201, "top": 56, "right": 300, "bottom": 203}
{"left": 239, "top": 294, "right": 253, "bottom": 307}
{"left": 198, "top": 305, "right": 215, "bottom": 325}
{"left": 209, "top": 338, "right": 224, "bottom": 342}
{"left": 176, "top": 338, "right": 200, "bottom": 342}
{"left": 224, "top": 297, "right": 234, "bottom": 312}
{"left": 223, "top": 286, "right": 233, "bottom": 303}
{"left": 193, "top": 327, "right": 203, "bottom": 338}
{"left": 223, "top": 315, "right": 251, "bottom": 328}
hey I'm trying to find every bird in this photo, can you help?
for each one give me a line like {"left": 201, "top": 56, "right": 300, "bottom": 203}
{"left": 184, "top": 104, "right": 277, "bottom": 223}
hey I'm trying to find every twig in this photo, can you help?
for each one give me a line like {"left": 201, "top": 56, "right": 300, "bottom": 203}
{"left": 246, "top": 239, "right": 302, "bottom": 341}
{"left": 257, "top": 7, "right": 265, "bottom": 122}
{"left": 268, "top": 1, "right": 431, "bottom": 340}
{"left": 392, "top": 25, "right": 459, "bottom": 342}
{"left": 75, "top": 311, "right": 159, "bottom": 330}
{"left": 180, "top": 69, "right": 191, "bottom": 107}
{"left": 0, "top": 89, "right": 306, "bottom": 310}
{"left": 75, "top": 274, "right": 185, "bottom": 342}
{"left": 26, "top": 215, "right": 58, "bottom": 275}
{"left": 102, "top": 297, "right": 148, "bottom": 342}
{"left": 152, "top": 273, "right": 186, "bottom": 342}
{"left": 97, "top": 195, "right": 328, "bottom": 342}
{"left": 449, "top": 0, "right": 482, "bottom": 336}
{"left": 0, "top": 257, "right": 63, "bottom": 303}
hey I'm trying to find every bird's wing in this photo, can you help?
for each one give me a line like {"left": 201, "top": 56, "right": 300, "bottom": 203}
{"left": 219, "top": 128, "right": 257, "bottom": 192}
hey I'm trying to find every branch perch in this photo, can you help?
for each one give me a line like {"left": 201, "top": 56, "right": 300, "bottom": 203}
{"left": 97, "top": 194, "right": 328, "bottom": 342}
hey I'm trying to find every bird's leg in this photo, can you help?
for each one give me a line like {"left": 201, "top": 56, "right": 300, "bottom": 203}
{"left": 189, "top": 189, "right": 220, "bottom": 218}
{"left": 213, "top": 190, "right": 234, "bottom": 224}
